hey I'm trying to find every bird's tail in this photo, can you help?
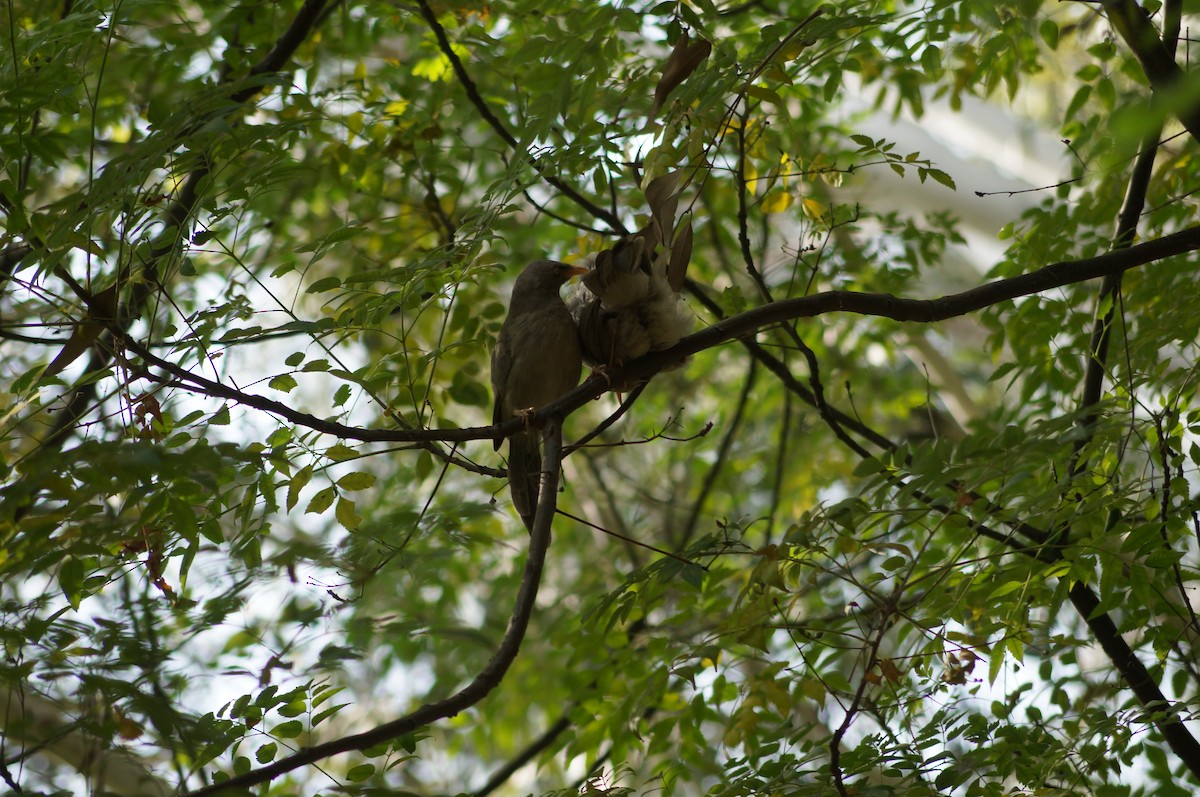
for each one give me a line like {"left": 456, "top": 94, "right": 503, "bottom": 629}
{"left": 507, "top": 430, "right": 542, "bottom": 530}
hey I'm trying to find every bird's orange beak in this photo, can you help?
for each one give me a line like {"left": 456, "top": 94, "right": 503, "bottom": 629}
{"left": 564, "top": 265, "right": 589, "bottom": 279}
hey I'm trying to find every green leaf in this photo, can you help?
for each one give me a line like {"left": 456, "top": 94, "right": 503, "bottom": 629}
{"left": 288, "top": 466, "right": 313, "bottom": 512}
{"left": 1038, "top": 19, "right": 1059, "bottom": 50}
{"left": 59, "top": 558, "right": 85, "bottom": 609}
{"left": 927, "top": 168, "right": 956, "bottom": 190}
{"left": 988, "top": 644, "right": 1006, "bottom": 685}
{"left": 920, "top": 45, "right": 941, "bottom": 74}
{"left": 278, "top": 702, "right": 307, "bottom": 717}
{"left": 306, "top": 276, "right": 342, "bottom": 293}
{"left": 306, "top": 486, "right": 336, "bottom": 515}
{"left": 269, "top": 374, "right": 298, "bottom": 392}
{"left": 336, "top": 471, "right": 376, "bottom": 491}
{"left": 312, "top": 703, "right": 350, "bottom": 726}
{"left": 272, "top": 720, "right": 304, "bottom": 739}
{"left": 335, "top": 497, "right": 362, "bottom": 531}
{"left": 746, "top": 85, "right": 784, "bottom": 106}
{"left": 346, "top": 763, "right": 376, "bottom": 782}
{"left": 987, "top": 580, "right": 1024, "bottom": 600}
{"left": 325, "top": 444, "right": 359, "bottom": 462}
{"left": 255, "top": 743, "right": 277, "bottom": 763}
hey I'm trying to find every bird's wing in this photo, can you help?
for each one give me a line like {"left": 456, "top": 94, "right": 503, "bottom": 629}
{"left": 490, "top": 336, "right": 512, "bottom": 450}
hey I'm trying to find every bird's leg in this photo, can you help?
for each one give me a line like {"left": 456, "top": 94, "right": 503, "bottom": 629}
{"left": 589, "top": 363, "right": 629, "bottom": 401}
{"left": 515, "top": 407, "right": 538, "bottom": 429}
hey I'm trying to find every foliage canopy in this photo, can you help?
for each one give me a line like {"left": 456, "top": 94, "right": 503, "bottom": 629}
{"left": 5, "top": 1, "right": 1200, "bottom": 796}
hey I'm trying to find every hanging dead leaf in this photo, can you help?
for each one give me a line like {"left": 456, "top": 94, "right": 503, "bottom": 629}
{"left": 878, "top": 658, "right": 903, "bottom": 683}
{"left": 667, "top": 212, "right": 692, "bottom": 292}
{"left": 43, "top": 283, "right": 120, "bottom": 378}
{"left": 645, "top": 170, "right": 680, "bottom": 243}
{"left": 651, "top": 32, "right": 712, "bottom": 119}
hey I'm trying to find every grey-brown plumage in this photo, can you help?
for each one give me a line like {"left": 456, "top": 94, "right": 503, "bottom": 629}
{"left": 567, "top": 232, "right": 691, "bottom": 387}
{"left": 491, "top": 260, "right": 587, "bottom": 528}
{"left": 567, "top": 173, "right": 692, "bottom": 383}
{"left": 568, "top": 235, "right": 688, "bottom": 368}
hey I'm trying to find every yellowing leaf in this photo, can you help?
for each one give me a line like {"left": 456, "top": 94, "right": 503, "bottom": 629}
{"left": 412, "top": 45, "right": 467, "bottom": 83}
{"left": 384, "top": 99, "right": 409, "bottom": 117}
{"left": 801, "top": 197, "right": 825, "bottom": 219}
{"left": 412, "top": 55, "right": 450, "bottom": 81}
{"left": 762, "top": 190, "right": 793, "bottom": 214}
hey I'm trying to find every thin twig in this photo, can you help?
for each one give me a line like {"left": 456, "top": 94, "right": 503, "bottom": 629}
{"left": 557, "top": 508, "right": 705, "bottom": 567}
{"left": 412, "top": 0, "right": 626, "bottom": 232}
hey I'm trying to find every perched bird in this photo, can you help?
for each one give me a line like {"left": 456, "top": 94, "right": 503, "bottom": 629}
{"left": 568, "top": 237, "right": 671, "bottom": 365}
{"left": 567, "top": 172, "right": 692, "bottom": 385}
{"left": 491, "top": 260, "right": 588, "bottom": 528}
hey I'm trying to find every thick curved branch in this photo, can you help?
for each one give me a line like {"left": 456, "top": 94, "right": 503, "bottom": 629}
{"left": 186, "top": 423, "right": 561, "bottom": 796}
{"left": 1068, "top": 582, "right": 1200, "bottom": 772}
{"left": 1065, "top": 2, "right": 1178, "bottom": 535}
{"left": 125, "top": 223, "right": 1200, "bottom": 447}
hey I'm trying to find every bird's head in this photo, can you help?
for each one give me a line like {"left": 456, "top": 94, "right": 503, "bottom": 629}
{"left": 514, "top": 260, "right": 589, "bottom": 294}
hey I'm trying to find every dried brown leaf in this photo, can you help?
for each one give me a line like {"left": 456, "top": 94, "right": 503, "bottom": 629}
{"left": 651, "top": 32, "right": 713, "bottom": 118}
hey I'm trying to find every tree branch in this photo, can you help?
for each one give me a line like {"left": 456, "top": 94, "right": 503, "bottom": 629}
{"left": 115, "top": 222, "right": 1200, "bottom": 449}
{"left": 234, "top": 0, "right": 332, "bottom": 103}
{"left": 10, "top": 0, "right": 336, "bottom": 519}
{"left": 594, "top": 220, "right": 1200, "bottom": 403}
{"left": 1067, "top": 582, "right": 1200, "bottom": 773}
{"left": 1101, "top": 0, "right": 1200, "bottom": 142}
{"left": 1063, "top": 0, "right": 1178, "bottom": 540}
